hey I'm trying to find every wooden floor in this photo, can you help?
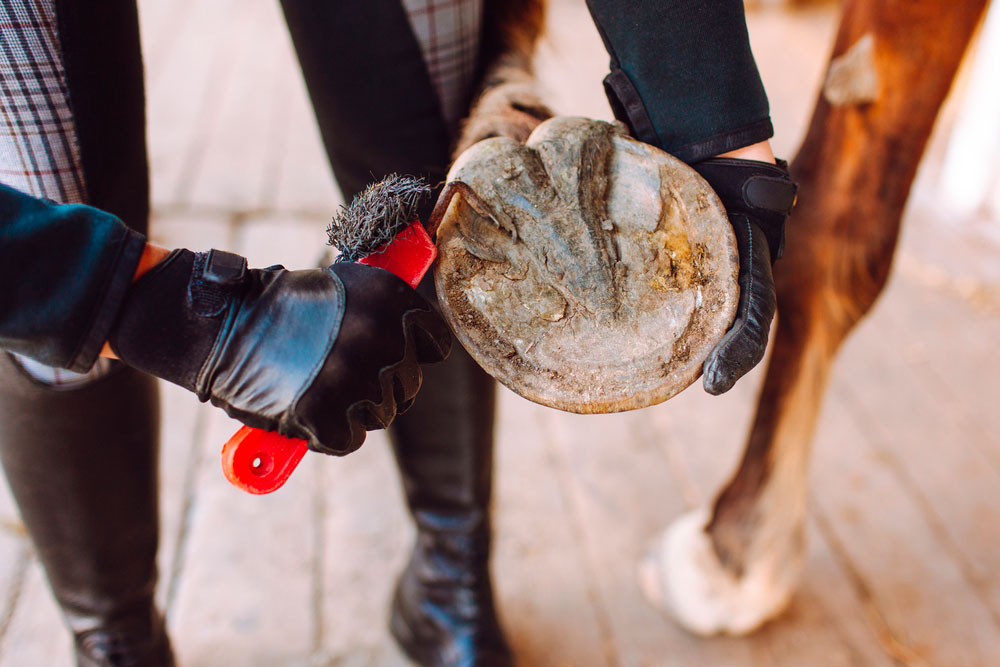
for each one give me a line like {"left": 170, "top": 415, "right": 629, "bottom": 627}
{"left": 1, "top": 1, "right": 999, "bottom": 665}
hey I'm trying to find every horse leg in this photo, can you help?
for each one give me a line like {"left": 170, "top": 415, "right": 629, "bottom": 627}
{"left": 640, "top": 0, "right": 990, "bottom": 635}
{"left": 453, "top": 0, "right": 552, "bottom": 156}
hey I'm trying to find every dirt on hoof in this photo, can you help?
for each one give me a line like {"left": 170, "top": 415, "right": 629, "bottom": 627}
{"left": 434, "top": 116, "right": 738, "bottom": 413}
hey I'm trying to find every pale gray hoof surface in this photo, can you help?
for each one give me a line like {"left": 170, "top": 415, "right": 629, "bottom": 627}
{"left": 435, "top": 116, "right": 739, "bottom": 413}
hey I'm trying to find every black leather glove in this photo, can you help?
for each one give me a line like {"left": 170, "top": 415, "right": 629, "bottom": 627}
{"left": 108, "top": 250, "right": 451, "bottom": 455}
{"left": 692, "top": 158, "right": 797, "bottom": 395}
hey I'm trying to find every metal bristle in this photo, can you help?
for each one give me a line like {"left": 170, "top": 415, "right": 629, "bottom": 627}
{"left": 326, "top": 174, "right": 431, "bottom": 262}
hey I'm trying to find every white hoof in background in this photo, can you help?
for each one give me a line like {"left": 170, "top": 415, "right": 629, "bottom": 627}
{"left": 638, "top": 509, "right": 802, "bottom": 636}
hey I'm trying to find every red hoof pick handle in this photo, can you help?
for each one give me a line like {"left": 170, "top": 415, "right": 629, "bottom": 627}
{"left": 222, "top": 426, "right": 308, "bottom": 495}
{"left": 220, "top": 219, "right": 437, "bottom": 494}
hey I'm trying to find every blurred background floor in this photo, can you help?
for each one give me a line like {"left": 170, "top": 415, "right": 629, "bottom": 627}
{"left": 1, "top": 0, "right": 999, "bottom": 665}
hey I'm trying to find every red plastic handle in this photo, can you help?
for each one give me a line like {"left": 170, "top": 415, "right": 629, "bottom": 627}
{"left": 357, "top": 221, "right": 438, "bottom": 289}
{"left": 221, "top": 221, "right": 437, "bottom": 494}
{"left": 222, "top": 426, "right": 308, "bottom": 494}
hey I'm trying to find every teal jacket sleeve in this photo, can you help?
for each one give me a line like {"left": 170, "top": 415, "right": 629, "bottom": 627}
{"left": 0, "top": 184, "right": 146, "bottom": 372}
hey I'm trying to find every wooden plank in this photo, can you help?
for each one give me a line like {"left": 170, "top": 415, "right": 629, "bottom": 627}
{"left": 185, "top": 0, "right": 286, "bottom": 213}
{"left": 877, "top": 266, "right": 1000, "bottom": 471}
{"left": 168, "top": 408, "right": 317, "bottom": 667}
{"left": 315, "top": 387, "right": 614, "bottom": 665}
{"left": 269, "top": 62, "right": 341, "bottom": 217}
{"left": 0, "top": 475, "right": 30, "bottom": 660}
{"left": 144, "top": 201, "right": 232, "bottom": 616}
{"left": 543, "top": 405, "right": 759, "bottom": 666}
{"left": 155, "top": 381, "right": 207, "bottom": 613}
{"left": 809, "top": 378, "right": 1000, "bottom": 665}
{"left": 492, "top": 389, "right": 610, "bottom": 666}
{"left": 314, "top": 430, "right": 411, "bottom": 664}
{"left": 147, "top": 211, "right": 236, "bottom": 254}
{"left": 234, "top": 214, "right": 329, "bottom": 271}
{"left": 136, "top": 0, "right": 200, "bottom": 87}
{"left": 650, "top": 363, "right": 765, "bottom": 508}
{"left": 895, "top": 205, "right": 1000, "bottom": 290}
{"left": 254, "top": 22, "right": 313, "bottom": 215}
{"left": 168, "top": 194, "right": 329, "bottom": 664}
{"left": 0, "top": 562, "right": 72, "bottom": 667}
{"left": 761, "top": 519, "right": 897, "bottom": 667}
{"left": 144, "top": 0, "right": 249, "bottom": 211}
{"left": 312, "top": 369, "right": 613, "bottom": 664}
{"left": 649, "top": 368, "right": 895, "bottom": 667}
{"left": 833, "top": 274, "right": 1000, "bottom": 623}
{"left": 169, "top": 1, "right": 271, "bottom": 213}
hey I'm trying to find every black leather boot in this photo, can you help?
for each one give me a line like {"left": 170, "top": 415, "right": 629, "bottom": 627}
{"left": 387, "top": 339, "right": 512, "bottom": 667}
{"left": 0, "top": 354, "right": 174, "bottom": 667}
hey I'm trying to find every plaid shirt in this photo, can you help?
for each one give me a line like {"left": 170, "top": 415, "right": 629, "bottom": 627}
{"left": 401, "top": 0, "right": 483, "bottom": 135}
{"left": 0, "top": 0, "right": 480, "bottom": 383}
{"left": 0, "top": 0, "right": 113, "bottom": 384}
{"left": 0, "top": 0, "right": 481, "bottom": 200}
{"left": 0, "top": 0, "right": 87, "bottom": 204}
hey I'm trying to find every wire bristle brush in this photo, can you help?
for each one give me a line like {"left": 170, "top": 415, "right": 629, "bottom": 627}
{"left": 327, "top": 174, "right": 431, "bottom": 262}
{"left": 221, "top": 175, "right": 440, "bottom": 495}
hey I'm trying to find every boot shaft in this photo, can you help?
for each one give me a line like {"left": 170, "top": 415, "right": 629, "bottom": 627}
{"left": 0, "top": 354, "right": 172, "bottom": 665}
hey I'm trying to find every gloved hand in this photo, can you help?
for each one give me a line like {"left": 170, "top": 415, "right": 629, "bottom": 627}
{"left": 691, "top": 158, "right": 797, "bottom": 395}
{"left": 108, "top": 250, "right": 451, "bottom": 455}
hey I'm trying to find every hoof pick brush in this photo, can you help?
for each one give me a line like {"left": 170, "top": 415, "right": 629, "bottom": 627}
{"left": 222, "top": 175, "right": 438, "bottom": 494}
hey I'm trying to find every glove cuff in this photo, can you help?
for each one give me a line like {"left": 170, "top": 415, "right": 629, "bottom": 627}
{"left": 108, "top": 248, "right": 248, "bottom": 396}
{"left": 692, "top": 157, "right": 797, "bottom": 262}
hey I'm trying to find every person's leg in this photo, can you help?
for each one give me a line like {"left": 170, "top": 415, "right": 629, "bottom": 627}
{"left": 0, "top": 1, "right": 171, "bottom": 665}
{"left": 385, "top": 354, "right": 508, "bottom": 666}
{"left": 279, "top": 0, "right": 454, "bottom": 205}
{"left": 278, "top": 2, "right": 509, "bottom": 664}
{"left": 0, "top": 357, "right": 170, "bottom": 667}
